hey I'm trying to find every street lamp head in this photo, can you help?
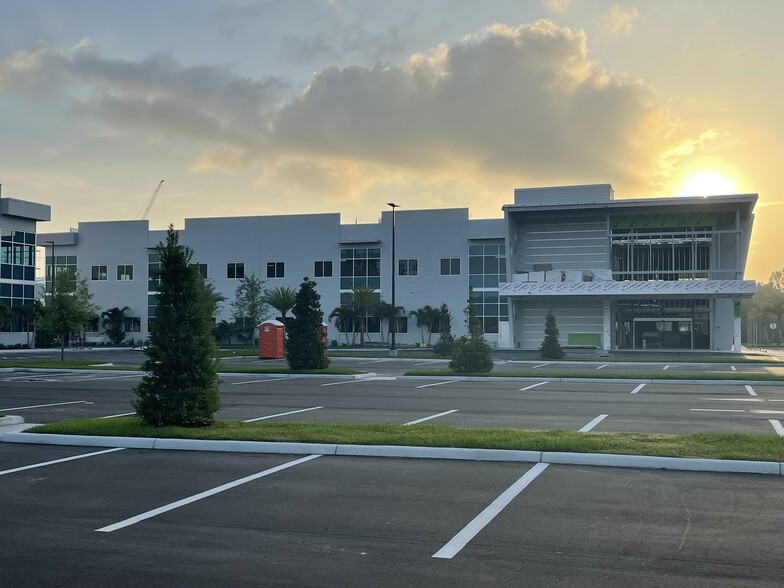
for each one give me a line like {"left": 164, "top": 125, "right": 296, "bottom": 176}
{"left": 387, "top": 202, "right": 399, "bottom": 208}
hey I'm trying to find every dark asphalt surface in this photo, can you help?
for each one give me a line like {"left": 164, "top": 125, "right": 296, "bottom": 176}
{"left": 2, "top": 354, "right": 784, "bottom": 586}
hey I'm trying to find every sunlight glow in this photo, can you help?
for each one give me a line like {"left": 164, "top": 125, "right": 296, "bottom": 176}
{"left": 676, "top": 171, "right": 737, "bottom": 197}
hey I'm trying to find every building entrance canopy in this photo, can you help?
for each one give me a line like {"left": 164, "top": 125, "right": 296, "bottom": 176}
{"left": 499, "top": 279, "right": 755, "bottom": 299}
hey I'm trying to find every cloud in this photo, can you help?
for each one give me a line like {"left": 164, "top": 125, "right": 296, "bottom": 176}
{"left": 544, "top": 0, "right": 571, "bottom": 14}
{"left": 599, "top": 5, "right": 640, "bottom": 37}
{"left": 0, "top": 43, "right": 288, "bottom": 145}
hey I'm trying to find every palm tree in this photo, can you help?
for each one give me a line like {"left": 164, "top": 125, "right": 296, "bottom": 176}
{"left": 410, "top": 305, "right": 438, "bottom": 345}
{"left": 350, "top": 287, "right": 380, "bottom": 346}
{"left": 329, "top": 304, "right": 357, "bottom": 346}
{"left": 0, "top": 302, "right": 12, "bottom": 332}
{"left": 376, "top": 301, "right": 405, "bottom": 344}
{"left": 262, "top": 286, "right": 297, "bottom": 325}
{"left": 101, "top": 306, "right": 130, "bottom": 345}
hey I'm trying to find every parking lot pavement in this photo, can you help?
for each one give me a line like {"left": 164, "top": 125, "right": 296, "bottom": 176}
{"left": 1, "top": 447, "right": 782, "bottom": 587}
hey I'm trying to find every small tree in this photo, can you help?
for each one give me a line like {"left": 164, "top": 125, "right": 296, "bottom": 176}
{"left": 39, "top": 267, "right": 97, "bottom": 360}
{"left": 449, "top": 296, "right": 493, "bottom": 373}
{"left": 101, "top": 306, "right": 130, "bottom": 345}
{"left": 262, "top": 286, "right": 297, "bottom": 326}
{"left": 231, "top": 274, "right": 269, "bottom": 344}
{"left": 0, "top": 303, "right": 12, "bottom": 332}
{"left": 410, "top": 305, "right": 438, "bottom": 345}
{"left": 287, "top": 277, "right": 329, "bottom": 369}
{"left": 349, "top": 286, "right": 380, "bottom": 346}
{"left": 539, "top": 309, "right": 565, "bottom": 359}
{"left": 433, "top": 303, "right": 455, "bottom": 356}
{"left": 133, "top": 227, "right": 220, "bottom": 426}
{"left": 329, "top": 304, "right": 357, "bottom": 346}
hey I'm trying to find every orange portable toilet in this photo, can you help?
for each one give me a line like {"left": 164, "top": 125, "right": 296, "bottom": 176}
{"left": 259, "top": 320, "right": 285, "bottom": 359}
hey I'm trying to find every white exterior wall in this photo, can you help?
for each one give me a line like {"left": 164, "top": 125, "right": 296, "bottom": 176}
{"left": 514, "top": 299, "right": 603, "bottom": 350}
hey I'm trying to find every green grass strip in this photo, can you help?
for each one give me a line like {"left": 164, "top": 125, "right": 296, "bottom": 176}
{"left": 27, "top": 418, "right": 784, "bottom": 462}
{"left": 404, "top": 369, "right": 784, "bottom": 381}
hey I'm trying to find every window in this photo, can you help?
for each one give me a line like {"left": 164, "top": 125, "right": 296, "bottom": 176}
{"left": 469, "top": 242, "right": 506, "bottom": 288}
{"left": 267, "top": 261, "right": 285, "bottom": 279}
{"left": 440, "top": 257, "right": 461, "bottom": 276}
{"left": 398, "top": 259, "right": 418, "bottom": 276}
{"left": 44, "top": 253, "right": 76, "bottom": 292}
{"left": 91, "top": 265, "right": 108, "bottom": 281}
{"left": 227, "top": 262, "right": 245, "bottom": 279}
{"left": 191, "top": 263, "right": 208, "bottom": 279}
{"left": 117, "top": 265, "right": 134, "bottom": 281}
{"left": 314, "top": 260, "right": 333, "bottom": 278}
{"left": 395, "top": 316, "right": 408, "bottom": 334}
{"left": 340, "top": 247, "right": 381, "bottom": 290}
{"left": 124, "top": 317, "right": 142, "bottom": 333}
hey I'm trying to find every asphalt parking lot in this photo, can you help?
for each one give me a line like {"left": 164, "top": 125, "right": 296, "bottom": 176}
{"left": 3, "top": 361, "right": 784, "bottom": 586}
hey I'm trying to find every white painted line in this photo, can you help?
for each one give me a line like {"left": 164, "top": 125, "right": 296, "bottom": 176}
{"left": 595, "top": 364, "right": 608, "bottom": 370}
{"left": 697, "top": 397, "right": 762, "bottom": 402}
{"left": 750, "top": 410, "right": 784, "bottom": 415}
{"left": 0, "top": 448, "right": 125, "bottom": 477}
{"left": 731, "top": 365, "right": 737, "bottom": 372}
{"left": 320, "top": 380, "right": 363, "bottom": 387}
{"left": 100, "top": 412, "right": 136, "bottom": 419}
{"left": 243, "top": 406, "right": 323, "bottom": 422}
{"left": 432, "top": 463, "right": 549, "bottom": 559}
{"left": 96, "top": 454, "right": 321, "bottom": 533}
{"left": 416, "top": 380, "right": 458, "bottom": 389}
{"left": 231, "top": 377, "right": 289, "bottom": 386}
{"left": 0, "top": 400, "right": 89, "bottom": 412}
{"left": 532, "top": 362, "right": 551, "bottom": 369}
{"left": 578, "top": 414, "right": 608, "bottom": 433}
{"left": 630, "top": 383, "right": 646, "bottom": 394}
{"left": 519, "top": 381, "right": 548, "bottom": 392}
{"left": 2, "top": 376, "right": 59, "bottom": 382}
{"left": 414, "top": 360, "right": 442, "bottom": 366}
{"left": 769, "top": 419, "right": 784, "bottom": 436}
{"left": 66, "top": 374, "right": 142, "bottom": 382}
{"left": 768, "top": 399, "right": 784, "bottom": 402}
{"left": 663, "top": 365, "right": 670, "bottom": 371}
{"left": 745, "top": 385, "right": 757, "bottom": 397}
{"left": 690, "top": 408, "right": 745, "bottom": 413}
{"left": 404, "top": 409, "right": 458, "bottom": 426}
{"left": 357, "top": 359, "right": 389, "bottom": 365}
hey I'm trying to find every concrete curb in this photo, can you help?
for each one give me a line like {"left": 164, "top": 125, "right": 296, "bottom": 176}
{"left": 0, "top": 415, "right": 24, "bottom": 426}
{"left": 2, "top": 432, "right": 781, "bottom": 475}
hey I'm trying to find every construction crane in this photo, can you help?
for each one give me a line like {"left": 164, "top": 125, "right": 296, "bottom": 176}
{"left": 135, "top": 180, "right": 164, "bottom": 220}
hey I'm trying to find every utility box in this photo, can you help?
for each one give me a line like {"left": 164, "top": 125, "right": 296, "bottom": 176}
{"left": 259, "top": 320, "right": 286, "bottom": 359}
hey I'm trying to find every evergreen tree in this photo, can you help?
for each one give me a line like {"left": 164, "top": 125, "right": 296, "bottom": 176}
{"left": 449, "top": 295, "right": 493, "bottom": 373}
{"left": 539, "top": 309, "right": 565, "bottom": 359}
{"left": 286, "top": 277, "right": 329, "bottom": 369}
{"left": 39, "top": 267, "right": 97, "bottom": 360}
{"left": 133, "top": 227, "right": 220, "bottom": 426}
{"left": 432, "top": 303, "right": 455, "bottom": 356}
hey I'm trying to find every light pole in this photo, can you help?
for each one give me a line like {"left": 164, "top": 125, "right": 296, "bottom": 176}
{"left": 387, "top": 203, "right": 400, "bottom": 354}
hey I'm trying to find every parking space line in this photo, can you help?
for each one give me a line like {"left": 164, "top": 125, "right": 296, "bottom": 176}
{"left": 231, "top": 377, "right": 289, "bottom": 386}
{"left": 416, "top": 380, "right": 458, "bottom": 389}
{"left": 745, "top": 385, "right": 758, "bottom": 397}
{"left": 519, "top": 381, "right": 548, "bottom": 392}
{"left": 66, "top": 374, "right": 141, "bottom": 382}
{"left": 663, "top": 365, "right": 671, "bottom": 371}
{"left": 532, "top": 362, "right": 551, "bottom": 369}
{"left": 243, "top": 406, "right": 323, "bottom": 422}
{"left": 578, "top": 414, "right": 608, "bottom": 432}
{"left": 0, "top": 448, "right": 125, "bottom": 477}
{"left": 357, "top": 359, "right": 389, "bottom": 365}
{"left": 750, "top": 410, "right": 784, "bottom": 415}
{"left": 690, "top": 408, "right": 745, "bottom": 413}
{"left": 630, "top": 383, "right": 646, "bottom": 394}
{"left": 0, "top": 400, "right": 89, "bottom": 412}
{"left": 432, "top": 463, "right": 549, "bottom": 559}
{"left": 96, "top": 454, "right": 321, "bottom": 533}
{"left": 595, "top": 364, "right": 608, "bottom": 370}
{"left": 769, "top": 420, "right": 784, "bottom": 436}
{"left": 731, "top": 365, "right": 737, "bottom": 372}
{"left": 404, "top": 409, "right": 458, "bottom": 426}
{"left": 321, "top": 380, "right": 364, "bottom": 387}
{"left": 2, "top": 376, "right": 60, "bottom": 382}
{"left": 697, "top": 397, "right": 762, "bottom": 402}
{"left": 414, "top": 360, "right": 442, "bottom": 366}
{"left": 100, "top": 412, "right": 136, "bottom": 419}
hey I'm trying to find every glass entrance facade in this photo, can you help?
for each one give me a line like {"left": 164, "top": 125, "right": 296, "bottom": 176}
{"left": 613, "top": 298, "right": 710, "bottom": 350}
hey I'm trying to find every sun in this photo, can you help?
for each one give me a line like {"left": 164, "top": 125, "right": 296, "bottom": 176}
{"left": 676, "top": 171, "right": 737, "bottom": 197}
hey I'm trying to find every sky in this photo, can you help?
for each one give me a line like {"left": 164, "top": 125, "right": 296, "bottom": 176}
{"left": 0, "top": 0, "right": 782, "bottom": 281}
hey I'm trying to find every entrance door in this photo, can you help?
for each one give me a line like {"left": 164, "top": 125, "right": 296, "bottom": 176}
{"left": 632, "top": 318, "right": 693, "bottom": 350}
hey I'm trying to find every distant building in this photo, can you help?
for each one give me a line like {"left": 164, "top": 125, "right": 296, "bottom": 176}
{"left": 37, "top": 184, "right": 756, "bottom": 351}
{"left": 0, "top": 196, "right": 51, "bottom": 346}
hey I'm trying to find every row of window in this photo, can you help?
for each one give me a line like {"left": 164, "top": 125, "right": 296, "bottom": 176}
{"left": 396, "top": 258, "right": 465, "bottom": 277}
{"left": 91, "top": 265, "right": 134, "bottom": 281}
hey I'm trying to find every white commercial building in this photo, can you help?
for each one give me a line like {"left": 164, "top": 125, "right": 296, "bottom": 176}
{"left": 36, "top": 184, "right": 756, "bottom": 351}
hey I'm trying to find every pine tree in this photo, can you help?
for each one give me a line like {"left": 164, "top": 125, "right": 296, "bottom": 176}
{"left": 432, "top": 303, "right": 455, "bottom": 356}
{"left": 133, "top": 227, "right": 221, "bottom": 426}
{"left": 449, "top": 295, "right": 493, "bottom": 373}
{"left": 539, "top": 310, "right": 565, "bottom": 359}
{"left": 286, "top": 277, "right": 329, "bottom": 370}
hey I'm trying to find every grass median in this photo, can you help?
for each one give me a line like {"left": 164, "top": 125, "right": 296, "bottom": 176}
{"left": 27, "top": 418, "right": 784, "bottom": 462}
{"left": 404, "top": 369, "right": 784, "bottom": 381}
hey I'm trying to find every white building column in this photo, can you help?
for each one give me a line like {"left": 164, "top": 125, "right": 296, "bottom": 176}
{"left": 602, "top": 300, "right": 612, "bottom": 351}
{"left": 733, "top": 300, "right": 742, "bottom": 351}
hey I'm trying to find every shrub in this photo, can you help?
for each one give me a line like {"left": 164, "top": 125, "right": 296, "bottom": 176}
{"left": 449, "top": 296, "right": 493, "bottom": 374}
{"left": 539, "top": 310, "right": 565, "bottom": 359}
